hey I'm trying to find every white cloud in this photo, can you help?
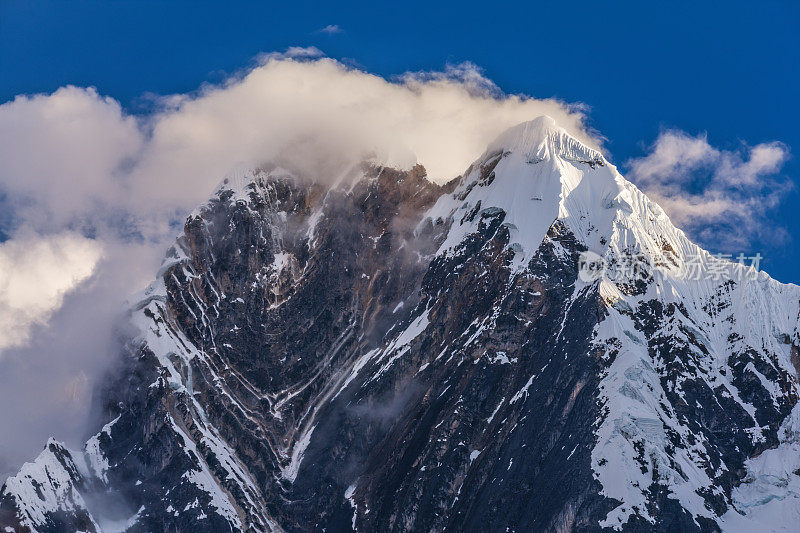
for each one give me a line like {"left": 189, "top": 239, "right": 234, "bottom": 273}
{"left": 281, "top": 46, "right": 325, "bottom": 59}
{"left": 0, "top": 232, "right": 103, "bottom": 351}
{"left": 126, "top": 57, "right": 595, "bottom": 213}
{"left": 0, "top": 86, "right": 143, "bottom": 230}
{"left": 627, "top": 130, "right": 791, "bottom": 249}
{"left": 0, "top": 54, "right": 595, "bottom": 233}
{"left": 317, "top": 24, "right": 343, "bottom": 35}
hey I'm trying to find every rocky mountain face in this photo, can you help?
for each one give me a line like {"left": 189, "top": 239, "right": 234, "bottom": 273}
{"left": 3, "top": 117, "right": 800, "bottom": 532}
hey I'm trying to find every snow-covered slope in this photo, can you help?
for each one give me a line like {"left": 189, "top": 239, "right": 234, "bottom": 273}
{"left": 2, "top": 117, "right": 799, "bottom": 532}
{"left": 425, "top": 116, "right": 800, "bottom": 530}
{"left": 0, "top": 440, "right": 98, "bottom": 532}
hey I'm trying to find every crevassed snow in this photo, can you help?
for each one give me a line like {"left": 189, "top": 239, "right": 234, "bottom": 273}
{"left": 590, "top": 238, "right": 800, "bottom": 529}
{"left": 592, "top": 308, "right": 717, "bottom": 528}
{"left": 720, "top": 403, "right": 800, "bottom": 532}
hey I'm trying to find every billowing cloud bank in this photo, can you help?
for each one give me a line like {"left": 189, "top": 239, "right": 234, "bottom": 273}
{"left": 0, "top": 52, "right": 595, "bottom": 234}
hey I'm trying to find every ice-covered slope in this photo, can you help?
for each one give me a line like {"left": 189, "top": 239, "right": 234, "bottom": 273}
{"left": 2, "top": 117, "right": 799, "bottom": 532}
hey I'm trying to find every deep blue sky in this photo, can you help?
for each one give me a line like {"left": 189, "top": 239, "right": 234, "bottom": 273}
{"left": 1, "top": 0, "right": 798, "bottom": 283}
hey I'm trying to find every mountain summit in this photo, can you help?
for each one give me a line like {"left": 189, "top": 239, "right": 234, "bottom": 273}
{"left": 3, "top": 118, "right": 799, "bottom": 532}
{"left": 487, "top": 116, "right": 603, "bottom": 162}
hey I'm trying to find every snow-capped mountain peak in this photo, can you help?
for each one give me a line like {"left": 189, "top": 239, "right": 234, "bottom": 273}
{"left": 2, "top": 120, "right": 799, "bottom": 532}
{"left": 487, "top": 115, "right": 604, "bottom": 166}
{"left": 425, "top": 116, "right": 643, "bottom": 270}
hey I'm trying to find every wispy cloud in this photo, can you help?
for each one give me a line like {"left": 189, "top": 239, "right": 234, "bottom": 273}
{"left": 626, "top": 130, "right": 791, "bottom": 250}
{"left": 317, "top": 24, "right": 343, "bottom": 35}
